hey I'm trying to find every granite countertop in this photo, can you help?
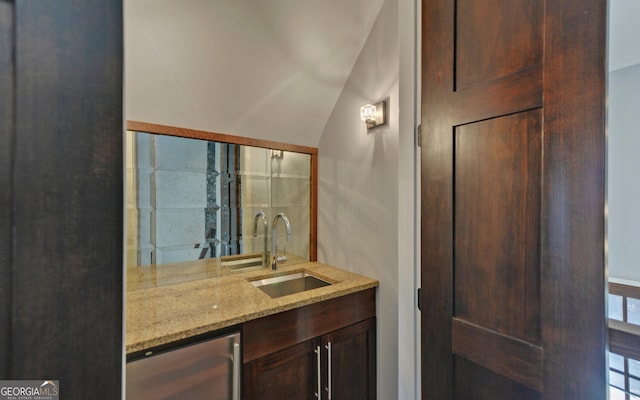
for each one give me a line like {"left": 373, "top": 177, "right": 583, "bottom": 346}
{"left": 126, "top": 253, "right": 308, "bottom": 291}
{"left": 126, "top": 262, "right": 379, "bottom": 354}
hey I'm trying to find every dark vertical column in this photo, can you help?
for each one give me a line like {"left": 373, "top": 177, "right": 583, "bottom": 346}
{"left": 220, "top": 144, "right": 230, "bottom": 256}
{"left": 12, "top": 1, "right": 123, "bottom": 398}
{"left": 0, "top": 0, "right": 15, "bottom": 379}
{"left": 205, "top": 141, "right": 219, "bottom": 258}
{"left": 232, "top": 145, "right": 242, "bottom": 254}
{"left": 221, "top": 144, "right": 241, "bottom": 256}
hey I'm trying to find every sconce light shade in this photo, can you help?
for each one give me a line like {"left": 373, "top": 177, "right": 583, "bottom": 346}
{"left": 360, "top": 101, "right": 386, "bottom": 129}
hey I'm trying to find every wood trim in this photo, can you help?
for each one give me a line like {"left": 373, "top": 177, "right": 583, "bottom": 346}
{"left": 452, "top": 66, "right": 543, "bottom": 126}
{"left": 242, "top": 289, "right": 375, "bottom": 362}
{"left": 127, "top": 120, "right": 319, "bottom": 262}
{"left": 127, "top": 120, "right": 318, "bottom": 155}
{"left": 452, "top": 318, "right": 543, "bottom": 392}
{"left": 420, "top": 0, "right": 455, "bottom": 396}
{"left": 609, "top": 282, "right": 640, "bottom": 299}
{"left": 609, "top": 319, "right": 640, "bottom": 361}
{"left": 310, "top": 153, "right": 318, "bottom": 261}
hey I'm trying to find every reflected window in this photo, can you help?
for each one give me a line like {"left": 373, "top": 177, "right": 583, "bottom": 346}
{"left": 125, "top": 130, "right": 312, "bottom": 268}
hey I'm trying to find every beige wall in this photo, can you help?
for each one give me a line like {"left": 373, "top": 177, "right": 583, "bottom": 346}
{"left": 317, "top": 0, "right": 410, "bottom": 398}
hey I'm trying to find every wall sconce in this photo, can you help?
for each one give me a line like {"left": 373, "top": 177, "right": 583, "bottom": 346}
{"left": 360, "top": 100, "right": 386, "bottom": 129}
{"left": 271, "top": 150, "right": 284, "bottom": 159}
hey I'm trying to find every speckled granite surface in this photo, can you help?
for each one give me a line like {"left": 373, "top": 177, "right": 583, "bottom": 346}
{"left": 126, "top": 262, "right": 378, "bottom": 353}
{"left": 126, "top": 253, "right": 308, "bottom": 291}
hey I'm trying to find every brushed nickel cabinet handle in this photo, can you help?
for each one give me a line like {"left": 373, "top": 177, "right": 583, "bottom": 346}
{"left": 315, "top": 345, "right": 321, "bottom": 398}
{"left": 325, "top": 342, "right": 332, "bottom": 400}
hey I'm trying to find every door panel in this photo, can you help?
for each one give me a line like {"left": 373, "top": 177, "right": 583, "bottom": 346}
{"left": 454, "top": 111, "right": 541, "bottom": 345}
{"left": 451, "top": 318, "right": 542, "bottom": 391}
{"left": 421, "top": 0, "right": 607, "bottom": 398}
{"left": 453, "top": 112, "right": 544, "bottom": 388}
{"left": 455, "top": 0, "right": 542, "bottom": 90}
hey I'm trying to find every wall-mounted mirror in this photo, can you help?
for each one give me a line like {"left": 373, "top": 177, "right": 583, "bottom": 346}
{"left": 125, "top": 121, "right": 317, "bottom": 289}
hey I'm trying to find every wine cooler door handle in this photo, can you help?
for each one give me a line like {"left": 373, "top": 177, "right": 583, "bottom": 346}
{"left": 232, "top": 343, "right": 241, "bottom": 400}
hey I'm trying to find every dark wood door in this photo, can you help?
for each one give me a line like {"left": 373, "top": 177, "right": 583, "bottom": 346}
{"left": 420, "top": 0, "right": 607, "bottom": 399}
{"left": 322, "top": 318, "right": 376, "bottom": 400}
{"left": 244, "top": 339, "right": 318, "bottom": 400}
{"left": 0, "top": 0, "right": 14, "bottom": 376}
{"left": 1, "top": 1, "right": 123, "bottom": 398}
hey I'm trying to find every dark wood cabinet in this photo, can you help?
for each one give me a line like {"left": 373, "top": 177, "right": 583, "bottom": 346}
{"left": 244, "top": 318, "right": 375, "bottom": 400}
{"left": 244, "top": 339, "right": 318, "bottom": 400}
{"left": 242, "top": 289, "right": 376, "bottom": 400}
{"left": 321, "top": 318, "right": 376, "bottom": 400}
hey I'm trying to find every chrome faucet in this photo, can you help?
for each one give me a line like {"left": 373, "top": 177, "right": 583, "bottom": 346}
{"left": 271, "top": 213, "right": 291, "bottom": 270}
{"left": 253, "top": 210, "right": 269, "bottom": 268}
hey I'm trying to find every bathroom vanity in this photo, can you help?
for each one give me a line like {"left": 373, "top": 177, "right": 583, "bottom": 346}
{"left": 126, "top": 262, "right": 377, "bottom": 399}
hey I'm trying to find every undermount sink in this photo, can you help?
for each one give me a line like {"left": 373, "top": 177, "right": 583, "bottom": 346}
{"left": 249, "top": 271, "right": 332, "bottom": 298}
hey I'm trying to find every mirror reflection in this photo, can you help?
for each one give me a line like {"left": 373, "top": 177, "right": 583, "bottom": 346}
{"left": 125, "top": 130, "right": 311, "bottom": 286}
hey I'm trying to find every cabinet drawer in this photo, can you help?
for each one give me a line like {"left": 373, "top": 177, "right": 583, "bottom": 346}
{"left": 242, "top": 288, "right": 375, "bottom": 362}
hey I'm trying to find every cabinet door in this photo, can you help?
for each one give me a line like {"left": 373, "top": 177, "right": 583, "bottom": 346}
{"left": 244, "top": 339, "right": 319, "bottom": 400}
{"left": 322, "top": 318, "right": 376, "bottom": 400}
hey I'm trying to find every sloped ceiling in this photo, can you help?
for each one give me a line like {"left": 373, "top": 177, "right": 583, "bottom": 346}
{"left": 125, "top": 0, "right": 385, "bottom": 147}
{"left": 609, "top": 0, "right": 640, "bottom": 71}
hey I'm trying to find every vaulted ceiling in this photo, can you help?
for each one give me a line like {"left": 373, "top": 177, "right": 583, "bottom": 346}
{"left": 125, "top": 0, "right": 385, "bottom": 147}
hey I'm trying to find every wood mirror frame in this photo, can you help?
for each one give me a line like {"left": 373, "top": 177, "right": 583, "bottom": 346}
{"left": 127, "top": 120, "right": 318, "bottom": 263}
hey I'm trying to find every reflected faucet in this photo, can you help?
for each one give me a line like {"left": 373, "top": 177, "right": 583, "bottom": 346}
{"left": 271, "top": 213, "right": 291, "bottom": 270}
{"left": 253, "top": 210, "right": 269, "bottom": 268}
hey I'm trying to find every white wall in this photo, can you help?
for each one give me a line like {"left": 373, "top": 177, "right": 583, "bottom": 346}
{"left": 317, "top": 0, "right": 417, "bottom": 397}
{"left": 608, "top": 63, "right": 640, "bottom": 283}
{"left": 125, "top": 0, "right": 383, "bottom": 148}
{"left": 609, "top": 0, "right": 640, "bottom": 71}
{"left": 398, "top": 0, "right": 419, "bottom": 397}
